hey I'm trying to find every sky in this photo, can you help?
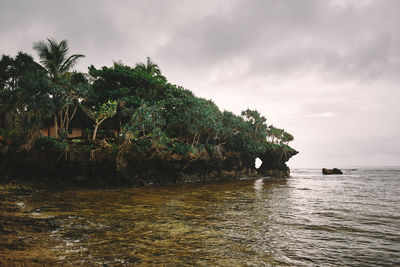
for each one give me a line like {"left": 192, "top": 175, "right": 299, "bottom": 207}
{"left": 1, "top": 0, "right": 399, "bottom": 168}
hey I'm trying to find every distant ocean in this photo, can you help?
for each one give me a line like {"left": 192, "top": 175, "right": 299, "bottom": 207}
{"left": 286, "top": 167, "right": 400, "bottom": 266}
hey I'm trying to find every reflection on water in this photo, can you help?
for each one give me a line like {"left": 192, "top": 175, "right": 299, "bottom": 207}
{"left": 24, "top": 169, "right": 400, "bottom": 266}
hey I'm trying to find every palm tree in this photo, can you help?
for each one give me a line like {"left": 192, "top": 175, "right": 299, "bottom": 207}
{"left": 33, "top": 38, "right": 84, "bottom": 80}
{"left": 135, "top": 57, "right": 166, "bottom": 81}
{"left": 33, "top": 38, "right": 85, "bottom": 138}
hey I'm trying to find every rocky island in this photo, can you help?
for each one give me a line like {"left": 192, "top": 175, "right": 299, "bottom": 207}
{"left": 0, "top": 38, "right": 297, "bottom": 187}
{"left": 0, "top": 38, "right": 298, "bottom": 266}
{"left": 322, "top": 168, "right": 343, "bottom": 175}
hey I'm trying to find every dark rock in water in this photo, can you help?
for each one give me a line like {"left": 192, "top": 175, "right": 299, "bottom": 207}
{"left": 258, "top": 148, "right": 298, "bottom": 177}
{"left": 322, "top": 168, "right": 343, "bottom": 175}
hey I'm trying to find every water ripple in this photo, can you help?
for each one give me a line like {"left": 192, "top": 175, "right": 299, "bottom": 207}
{"left": 22, "top": 168, "right": 400, "bottom": 266}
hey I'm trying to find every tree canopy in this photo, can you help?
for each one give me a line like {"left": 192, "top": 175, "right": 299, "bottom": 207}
{"left": 0, "top": 39, "right": 295, "bottom": 155}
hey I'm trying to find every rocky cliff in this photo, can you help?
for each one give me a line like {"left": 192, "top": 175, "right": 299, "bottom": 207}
{"left": 0, "top": 141, "right": 297, "bottom": 186}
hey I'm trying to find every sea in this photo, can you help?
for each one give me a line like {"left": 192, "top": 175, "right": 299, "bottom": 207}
{"left": 23, "top": 167, "right": 400, "bottom": 266}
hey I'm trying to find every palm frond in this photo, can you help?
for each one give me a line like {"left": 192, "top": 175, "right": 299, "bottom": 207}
{"left": 60, "top": 54, "right": 85, "bottom": 74}
{"left": 135, "top": 57, "right": 163, "bottom": 78}
{"left": 33, "top": 38, "right": 84, "bottom": 79}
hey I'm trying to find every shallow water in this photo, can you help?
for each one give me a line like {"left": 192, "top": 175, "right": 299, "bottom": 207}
{"left": 24, "top": 168, "right": 400, "bottom": 266}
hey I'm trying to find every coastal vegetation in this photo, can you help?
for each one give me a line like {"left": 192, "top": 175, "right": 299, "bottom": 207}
{"left": 0, "top": 38, "right": 297, "bottom": 184}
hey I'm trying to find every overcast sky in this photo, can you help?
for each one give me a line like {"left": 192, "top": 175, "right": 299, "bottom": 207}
{"left": 1, "top": 0, "right": 399, "bottom": 168}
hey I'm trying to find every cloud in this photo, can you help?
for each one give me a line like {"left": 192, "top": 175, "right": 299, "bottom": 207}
{"left": 308, "top": 112, "right": 337, "bottom": 118}
{"left": 1, "top": 0, "right": 399, "bottom": 167}
{"left": 156, "top": 0, "right": 400, "bottom": 85}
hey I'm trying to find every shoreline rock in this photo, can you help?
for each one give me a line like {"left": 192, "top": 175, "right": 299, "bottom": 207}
{"left": 322, "top": 168, "right": 343, "bottom": 175}
{"left": 0, "top": 143, "right": 298, "bottom": 186}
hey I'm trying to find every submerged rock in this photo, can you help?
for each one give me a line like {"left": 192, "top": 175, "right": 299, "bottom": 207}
{"left": 322, "top": 168, "right": 343, "bottom": 175}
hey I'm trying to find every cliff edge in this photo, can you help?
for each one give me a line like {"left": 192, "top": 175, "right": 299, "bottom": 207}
{"left": 0, "top": 140, "right": 297, "bottom": 186}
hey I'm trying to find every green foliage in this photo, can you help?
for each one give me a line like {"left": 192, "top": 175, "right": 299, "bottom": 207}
{"left": 86, "top": 60, "right": 295, "bottom": 154}
{"left": 123, "top": 102, "right": 166, "bottom": 139}
{"left": 35, "top": 136, "right": 67, "bottom": 152}
{"left": 0, "top": 52, "right": 53, "bottom": 134}
{"left": 170, "top": 141, "right": 195, "bottom": 155}
{"left": 135, "top": 57, "right": 166, "bottom": 82}
{"left": 33, "top": 38, "right": 84, "bottom": 80}
{"left": 0, "top": 38, "right": 295, "bottom": 157}
{"left": 131, "top": 138, "right": 152, "bottom": 152}
{"left": 81, "top": 100, "right": 117, "bottom": 140}
{"left": 96, "top": 100, "right": 118, "bottom": 121}
{"left": 32, "top": 38, "right": 88, "bottom": 140}
{"left": 0, "top": 128, "right": 19, "bottom": 139}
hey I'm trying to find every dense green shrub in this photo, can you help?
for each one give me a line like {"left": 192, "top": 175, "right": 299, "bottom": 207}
{"left": 170, "top": 141, "right": 195, "bottom": 155}
{"left": 131, "top": 138, "right": 152, "bottom": 152}
{"left": 35, "top": 136, "right": 67, "bottom": 152}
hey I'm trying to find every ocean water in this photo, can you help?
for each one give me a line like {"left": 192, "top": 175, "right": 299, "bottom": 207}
{"left": 24, "top": 168, "right": 400, "bottom": 266}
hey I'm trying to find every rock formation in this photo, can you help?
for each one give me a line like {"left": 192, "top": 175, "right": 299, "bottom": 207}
{"left": 0, "top": 142, "right": 298, "bottom": 186}
{"left": 322, "top": 168, "right": 343, "bottom": 175}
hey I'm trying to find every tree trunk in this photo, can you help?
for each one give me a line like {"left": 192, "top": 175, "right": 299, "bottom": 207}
{"left": 70, "top": 104, "right": 78, "bottom": 122}
{"left": 92, "top": 123, "right": 99, "bottom": 141}
{"left": 53, "top": 114, "right": 58, "bottom": 138}
{"left": 66, "top": 104, "right": 78, "bottom": 138}
{"left": 0, "top": 111, "right": 6, "bottom": 129}
{"left": 192, "top": 133, "right": 197, "bottom": 147}
{"left": 195, "top": 133, "right": 201, "bottom": 148}
{"left": 9, "top": 110, "right": 16, "bottom": 129}
{"left": 58, "top": 110, "right": 64, "bottom": 138}
{"left": 65, "top": 108, "right": 70, "bottom": 138}
{"left": 92, "top": 117, "right": 108, "bottom": 141}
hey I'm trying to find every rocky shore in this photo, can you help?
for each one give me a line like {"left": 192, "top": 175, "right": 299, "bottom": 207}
{"left": 0, "top": 141, "right": 298, "bottom": 187}
{"left": 0, "top": 184, "right": 59, "bottom": 266}
{"left": 0, "top": 142, "right": 297, "bottom": 265}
